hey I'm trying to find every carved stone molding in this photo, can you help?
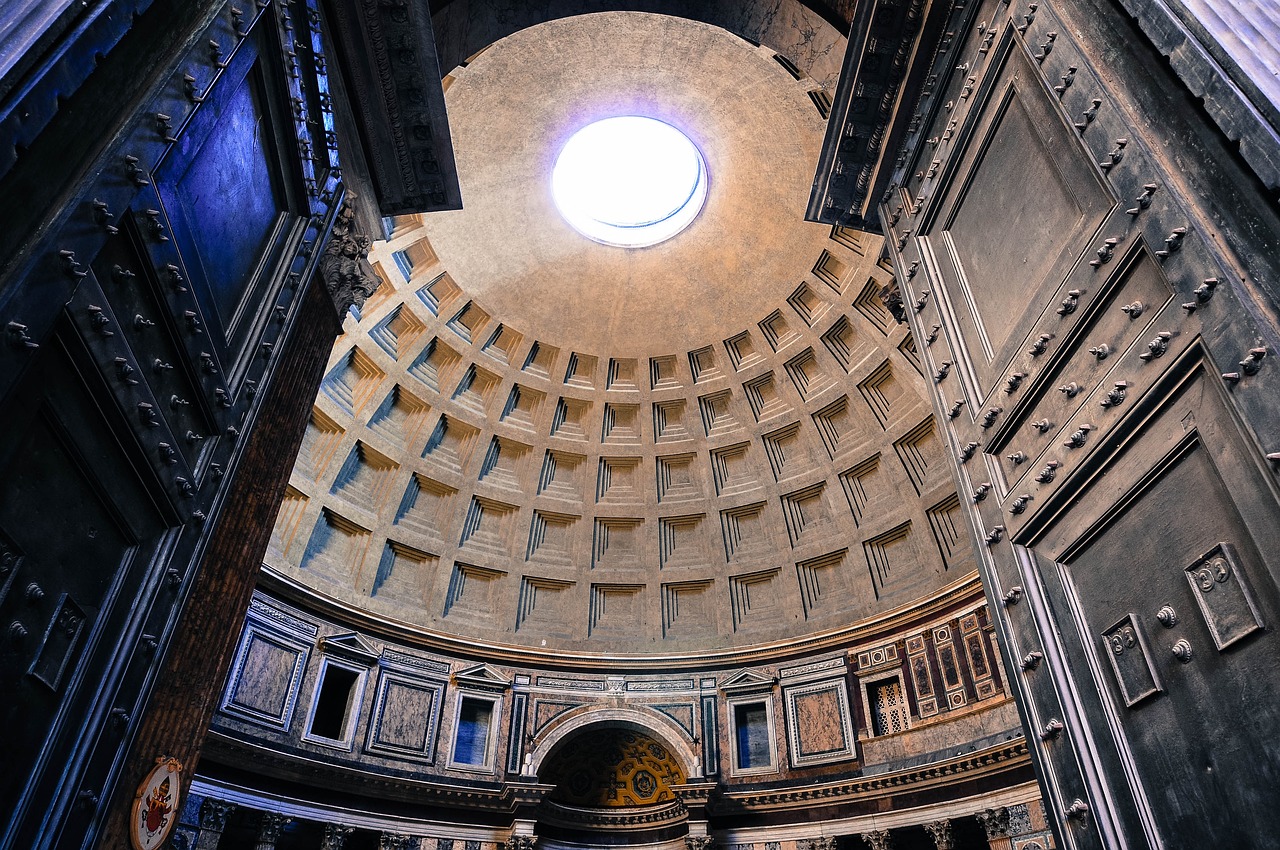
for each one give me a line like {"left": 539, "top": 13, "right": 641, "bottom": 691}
{"left": 255, "top": 812, "right": 293, "bottom": 850}
{"left": 197, "top": 798, "right": 234, "bottom": 834}
{"left": 923, "top": 819, "right": 953, "bottom": 850}
{"left": 322, "top": 824, "right": 356, "bottom": 850}
{"left": 319, "top": 197, "right": 381, "bottom": 315}
{"left": 506, "top": 835, "right": 537, "bottom": 850}
{"left": 975, "top": 807, "right": 1011, "bottom": 839}
{"left": 380, "top": 834, "right": 415, "bottom": 850}
{"left": 861, "top": 831, "right": 892, "bottom": 850}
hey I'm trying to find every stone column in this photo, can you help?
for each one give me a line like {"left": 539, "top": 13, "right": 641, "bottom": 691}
{"left": 194, "top": 799, "right": 234, "bottom": 850}
{"left": 322, "top": 824, "right": 356, "bottom": 850}
{"left": 975, "top": 807, "right": 1013, "bottom": 850}
{"left": 255, "top": 812, "right": 293, "bottom": 850}
{"left": 860, "top": 831, "right": 892, "bottom": 850}
{"left": 923, "top": 820, "right": 953, "bottom": 850}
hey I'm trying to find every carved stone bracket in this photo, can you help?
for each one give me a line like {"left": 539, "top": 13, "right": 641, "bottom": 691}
{"left": 319, "top": 196, "right": 381, "bottom": 316}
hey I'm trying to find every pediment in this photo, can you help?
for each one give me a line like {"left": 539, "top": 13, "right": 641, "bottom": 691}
{"left": 320, "top": 632, "right": 380, "bottom": 664}
{"left": 453, "top": 662, "right": 511, "bottom": 692}
{"left": 719, "top": 669, "right": 777, "bottom": 694}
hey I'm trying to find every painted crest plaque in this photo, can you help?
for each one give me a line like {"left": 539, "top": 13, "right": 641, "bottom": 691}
{"left": 130, "top": 757, "right": 183, "bottom": 850}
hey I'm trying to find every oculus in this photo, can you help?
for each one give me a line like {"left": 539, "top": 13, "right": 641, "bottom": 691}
{"left": 552, "top": 116, "right": 708, "bottom": 247}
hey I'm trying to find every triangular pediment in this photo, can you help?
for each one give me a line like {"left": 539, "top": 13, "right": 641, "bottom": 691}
{"left": 320, "top": 632, "right": 380, "bottom": 664}
{"left": 719, "top": 669, "right": 777, "bottom": 694}
{"left": 453, "top": 662, "right": 511, "bottom": 692}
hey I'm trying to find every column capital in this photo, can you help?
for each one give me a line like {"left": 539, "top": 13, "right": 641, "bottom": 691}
{"left": 860, "top": 830, "right": 892, "bottom": 850}
{"left": 322, "top": 823, "right": 356, "bottom": 850}
{"left": 923, "top": 819, "right": 954, "bottom": 850}
{"left": 198, "top": 799, "right": 234, "bottom": 833}
{"left": 975, "top": 807, "right": 1012, "bottom": 839}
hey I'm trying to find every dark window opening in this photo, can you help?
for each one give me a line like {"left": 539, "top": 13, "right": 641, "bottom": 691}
{"left": 454, "top": 697, "right": 493, "bottom": 765}
{"left": 309, "top": 664, "right": 359, "bottom": 740}
{"left": 734, "top": 702, "right": 770, "bottom": 769}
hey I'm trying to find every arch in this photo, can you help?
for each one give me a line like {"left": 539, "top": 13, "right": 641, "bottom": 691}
{"left": 525, "top": 705, "right": 701, "bottom": 780}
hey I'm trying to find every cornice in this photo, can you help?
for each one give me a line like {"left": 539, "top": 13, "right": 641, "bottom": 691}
{"left": 711, "top": 738, "right": 1030, "bottom": 812}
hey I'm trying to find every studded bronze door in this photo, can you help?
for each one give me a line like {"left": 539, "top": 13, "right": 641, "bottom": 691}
{"left": 881, "top": 0, "right": 1280, "bottom": 847}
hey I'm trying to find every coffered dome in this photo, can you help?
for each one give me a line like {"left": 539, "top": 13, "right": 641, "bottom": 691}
{"left": 265, "top": 13, "right": 971, "bottom": 660}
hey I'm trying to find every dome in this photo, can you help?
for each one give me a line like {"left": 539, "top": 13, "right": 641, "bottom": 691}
{"left": 269, "top": 12, "right": 966, "bottom": 660}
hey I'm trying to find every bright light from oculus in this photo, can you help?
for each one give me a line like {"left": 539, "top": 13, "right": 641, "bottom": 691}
{"left": 552, "top": 116, "right": 707, "bottom": 247}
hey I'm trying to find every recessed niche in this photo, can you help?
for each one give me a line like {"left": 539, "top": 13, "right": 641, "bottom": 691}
{"left": 446, "top": 300, "right": 491, "bottom": 343}
{"left": 853, "top": 278, "right": 893, "bottom": 335}
{"left": 367, "top": 384, "right": 431, "bottom": 448}
{"left": 592, "top": 517, "right": 644, "bottom": 569}
{"left": 451, "top": 362, "right": 502, "bottom": 415}
{"left": 784, "top": 347, "right": 834, "bottom": 400}
{"left": 482, "top": 324, "right": 524, "bottom": 365}
{"left": 788, "top": 282, "right": 830, "bottom": 326}
{"left": 602, "top": 403, "right": 642, "bottom": 443}
{"left": 812, "top": 250, "right": 848, "bottom": 292}
{"left": 564, "top": 352, "right": 599, "bottom": 389}
{"left": 761, "top": 422, "right": 817, "bottom": 482}
{"left": 551, "top": 397, "right": 592, "bottom": 441}
{"left": 394, "top": 474, "right": 458, "bottom": 541}
{"left": 650, "top": 355, "right": 682, "bottom": 389}
{"left": 501, "top": 384, "right": 546, "bottom": 431}
{"left": 724, "top": 331, "right": 763, "bottom": 370}
{"left": 597, "top": 456, "right": 643, "bottom": 504}
{"left": 369, "top": 304, "right": 427, "bottom": 359}
{"left": 607, "top": 358, "right": 638, "bottom": 390}
{"left": 523, "top": 341, "right": 559, "bottom": 378}
{"left": 780, "top": 482, "right": 833, "bottom": 547}
{"left": 422, "top": 415, "right": 481, "bottom": 474}
{"left": 658, "top": 513, "right": 709, "bottom": 569}
{"left": 656, "top": 452, "right": 701, "bottom": 502}
{"left": 698, "top": 389, "right": 740, "bottom": 436}
{"left": 407, "top": 337, "right": 462, "bottom": 393}
{"left": 688, "top": 346, "right": 721, "bottom": 383}
{"left": 711, "top": 442, "right": 761, "bottom": 496}
{"left": 759, "top": 310, "right": 799, "bottom": 351}
{"left": 653, "top": 399, "right": 690, "bottom": 442}
{"left": 821, "top": 315, "right": 855, "bottom": 372}
{"left": 416, "top": 272, "right": 461, "bottom": 316}
{"left": 321, "top": 347, "right": 385, "bottom": 414}
{"left": 538, "top": 450, "right": 586, "bottom": 502}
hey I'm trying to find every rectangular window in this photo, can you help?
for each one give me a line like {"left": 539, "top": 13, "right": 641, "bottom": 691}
{"left": 306, "top": 661, "right": 361, "bottom": 743}
{"left": 869, "top": 677, "right": 909, "bottom": 736}
{"left": 733, "top": 701, "right": 771, "bottom": 770}
{"left": 452, "top": 696, "right": 494, "bottom": 767}
{"left": 382, "top": 216, "right": 397, "bottom": 239}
